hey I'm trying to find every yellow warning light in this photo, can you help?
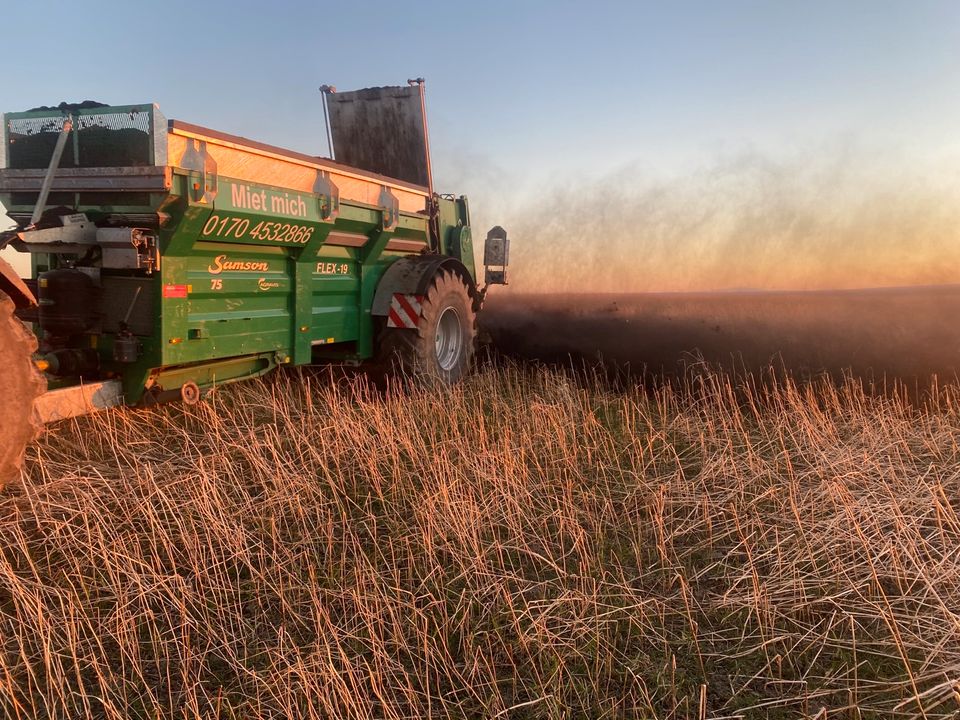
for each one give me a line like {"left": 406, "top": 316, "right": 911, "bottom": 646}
{"left": 299, "top": 325, "right": 309, "bottom": 332}
{"left": 169, "top": 337, "right": 183, "bottom": 345}
{"left": 34, "top": 359, "right": 50, "bottom": 372}
{"left": 327, "top": 337, "right": 335, "bottom": 344}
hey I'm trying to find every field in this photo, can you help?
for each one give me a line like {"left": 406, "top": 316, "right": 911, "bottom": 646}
{"left": 1, "top": 361, "right": 959, "bottom": 719}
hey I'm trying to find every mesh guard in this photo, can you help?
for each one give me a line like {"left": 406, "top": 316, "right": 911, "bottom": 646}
{"left": 6, "top": 105, "right": 157, "bottom": 169}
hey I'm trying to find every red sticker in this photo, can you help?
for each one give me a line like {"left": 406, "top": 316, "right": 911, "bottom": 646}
{"left": 163, "top": 284, "right": 189, "bottom": 299}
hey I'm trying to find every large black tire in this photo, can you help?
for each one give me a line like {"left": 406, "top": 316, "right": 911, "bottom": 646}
{"left": 0, "top": 292, "right": 45, "bottom": 491}
{"left": 376, "top": 269, "right": 476, "bottom": 386}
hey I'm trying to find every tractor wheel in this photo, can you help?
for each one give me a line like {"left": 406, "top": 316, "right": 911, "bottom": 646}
{"left": 0, "top": 291, "right": 45, "bottom": 491}
{"left": 377, "top": 270, "right": 476, "bottom": 386}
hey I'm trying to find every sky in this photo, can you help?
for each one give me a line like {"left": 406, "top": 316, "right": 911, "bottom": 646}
{"left": 3, "top": 1, "right": 960, "bottom": 289}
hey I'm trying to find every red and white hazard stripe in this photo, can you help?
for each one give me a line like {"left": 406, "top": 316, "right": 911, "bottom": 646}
{"left": 387, "top": 293, "right": 423, "bottom": 329}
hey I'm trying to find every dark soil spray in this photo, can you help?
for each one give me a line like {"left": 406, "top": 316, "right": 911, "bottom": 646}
{"left": 474, "top": 146, "right": 960, "bottom": 382}
{"left": 481, "top": 288, "right": 960, "bottom": 384}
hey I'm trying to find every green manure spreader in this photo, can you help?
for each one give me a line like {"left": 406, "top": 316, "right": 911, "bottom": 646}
{"left": 0, "top": 83, "right": 509, "bottom": 485}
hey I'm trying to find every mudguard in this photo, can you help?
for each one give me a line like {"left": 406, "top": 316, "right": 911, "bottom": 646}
{"left": 0, "top": 257, "right": 35, "bottom": 308}
{"left": 371, "top": 255, "right": 475, "bottom": 317}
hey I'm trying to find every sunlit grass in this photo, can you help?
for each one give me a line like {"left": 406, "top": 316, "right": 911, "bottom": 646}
{"left": 1, "top": 365, "right": 959, "bottom": 718}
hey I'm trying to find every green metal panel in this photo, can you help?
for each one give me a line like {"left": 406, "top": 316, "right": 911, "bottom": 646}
{"left": 107, "top": 171, "right": 430, "bottom": 401}
{"left": 437, "top": 195, "right": 476, "bottom": 278}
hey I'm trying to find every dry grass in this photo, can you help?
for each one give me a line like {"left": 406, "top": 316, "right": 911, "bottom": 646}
{"left": 2, "top": 364, "right": 960, "bottom": 719}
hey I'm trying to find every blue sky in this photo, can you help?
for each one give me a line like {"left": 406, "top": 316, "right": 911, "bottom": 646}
{"left": 3, "top": 1, "right": 957, "bottom": 178}
{"left": 3, "top": 1, "right": 960, "bottom": 288}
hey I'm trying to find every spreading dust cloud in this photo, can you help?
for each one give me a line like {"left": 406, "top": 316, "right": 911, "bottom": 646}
{"left": 476, "top": 145, "right": 960, "bottom": 381}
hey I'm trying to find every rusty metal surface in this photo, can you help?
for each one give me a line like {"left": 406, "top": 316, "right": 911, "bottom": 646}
{"left": 326, "top": 86, "right": 430, "bottom": 188}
